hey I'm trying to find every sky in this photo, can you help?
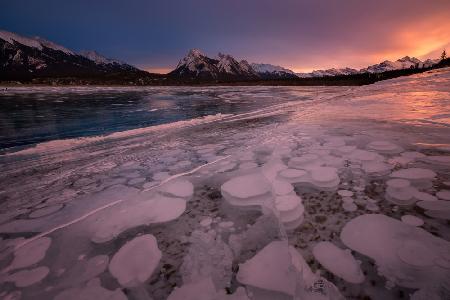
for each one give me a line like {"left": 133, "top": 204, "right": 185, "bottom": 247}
{"left": 1, "top": 0, "right": 449, "bottom": 73}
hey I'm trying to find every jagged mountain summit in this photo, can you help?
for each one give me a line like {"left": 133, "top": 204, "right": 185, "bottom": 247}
{"left": 296, "top": 56, "right": 440, "bottom": 78}
{"left": 0, "top": 29, "right": 151, "bottom": 82}
{"left": 297, "top": 67, "right": 360, "bottom": 78}
{"left": 250, "top": 63, "right": 298, "bottom": 79}
{"left": 169, "top": 49, "right": 260, "bottom": 81}
{"left": 360, "top": 56, "right": 434, "bottom": 73}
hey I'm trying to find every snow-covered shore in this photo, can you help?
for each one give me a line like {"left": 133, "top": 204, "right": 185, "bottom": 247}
{"left": 0, "top": 68, "right": 449, "bottom": 299}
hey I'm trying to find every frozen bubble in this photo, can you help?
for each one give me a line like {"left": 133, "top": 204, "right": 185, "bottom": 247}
{"left": 412, "top": 191, "right": 438, "bottom": 202}
{"left": 200, "top": 217, "right": 213, "bottom": 227}
{"left": 436, "top": 190, "right": 450, "bottom": 201}
{"left": 365, "top": 202, "right": 379, "bottom": 211}
{"left": 312, "top": 241, "right": 365, "bottom": 284}
{"left": 349, "top": 149, "right": 383, "bottom": 162}
{"left": 92, "top": 193, "right": 186, "bottom": 243}
{"left": 388, "top": 156, "right": 414, "bottom": 165}
{"left": 362, "top": 161, "right": 392, "bottom": 175}
{"left": 401, "top": 215, "right": 424, "bottom": 227}
{"left": 288, "top": 154, "right": 319, "bottom": 169}
{"left": 160, "top": 179, "right": 194, "bottom": 199}
{"left": 310, "top": 167, "right": 338, "bottom": 183}
{"left": 386, "top": 186, "right": 417, "bottom": 206}
{"left": 342, "top": 197, "right": 354, "bottom": 204}
{"left": 337, "top": 190, "right": 353, "bottom": 197}
{"left": 424, "top": 210, "right": 450, "bottom": 220}
{"left": 342, "top": 202, "right": 357, "bottom": 212}
{"left": 218, "top": 221, "right": 234, "bottom": 229}
{"left": 341, "top": 214, "right": 450, "bottom": 289}
{"left": 237, "top": 241, "right": 297, "bottom": 296}
{"left": 5, "top": 266, "right": 49, "bottom": 287}
{"left": 7, "top": 237, "right": 51, "bottom": 271}
{"left": 274, "top": 194, "right": 301, "bottom": 213}
{"left": 278, "top": 169, "right": 307, "bottom": 182}
{"left": 390, "top": 168, "right": 436, "bottom": 181}
{"left": 109, "top": 234, "right": 161, "bottom": 287}
{"left": 416, "top": 200, "right": 450, "bottom": 211}
{"left": 272, "top": 180, "right": 294, "bottom": 196}
{"left": 222, "top": 173, "right": 270, "bottom": 199}
{"left": 386, "top": 178, "right": 410, "bottom": 189}
{"left": 397, "top": 240, "right": 435, "bottom": 267}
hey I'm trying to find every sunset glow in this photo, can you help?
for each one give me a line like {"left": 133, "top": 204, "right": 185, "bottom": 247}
{"left": 1, "top": 0, "right": 449, "bottom": 74}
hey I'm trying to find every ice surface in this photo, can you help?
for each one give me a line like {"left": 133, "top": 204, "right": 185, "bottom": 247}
{"left": 1, "top": 68, "right": 450, "bottom": 299}
{"left": 29, "top": 204, "right": 63, "bottom": 218}
{"left": 109, "top": 234, "right": 162, "bottom": 287}
{"left": 180, "top": 229, "right": 233, "bottom": 289}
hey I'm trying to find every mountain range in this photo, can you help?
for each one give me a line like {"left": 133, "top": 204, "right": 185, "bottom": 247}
{"left": 0, "top": 29, "right": 443, "bottom": 83}
{"left": 0, "top": 30, "right": 156, "bottom": 82}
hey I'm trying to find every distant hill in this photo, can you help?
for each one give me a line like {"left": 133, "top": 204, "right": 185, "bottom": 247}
{"left": 0, "top": 30, "right": 159, "bottom": 84}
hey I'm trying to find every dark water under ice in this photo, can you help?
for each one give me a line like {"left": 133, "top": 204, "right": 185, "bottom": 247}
{"left": 0, "top": 86, "right": 343, "bottom": 149}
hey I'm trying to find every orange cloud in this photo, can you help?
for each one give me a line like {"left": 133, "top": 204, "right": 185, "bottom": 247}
{"left": 289, "top": 13, "right": 450, "bottom": 72}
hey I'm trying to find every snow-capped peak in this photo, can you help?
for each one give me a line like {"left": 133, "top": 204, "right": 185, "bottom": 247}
{"left": 216, "top": 52, "right": 240, "bottom": 74}
{"left": 0, "top": 30, "right": 74, "bottom": 55}
{"left": 188, "top": 48, "right": 206, "bottom": 58}
{"left": 34, "top": 37, "right": 74, "bottom": 55}
{"left": 251, "top": 63, "right": 295, "bottom": 75}
{"left": 79, "top": 50, "right": 123, "bottom": 65}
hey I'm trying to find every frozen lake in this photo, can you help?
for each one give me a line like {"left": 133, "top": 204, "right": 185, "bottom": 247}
{"left": 0, "top": 86, "right": 343, "bottom": 150}
{"left": 0, "top": 69, "right": 450, "bottom": 300}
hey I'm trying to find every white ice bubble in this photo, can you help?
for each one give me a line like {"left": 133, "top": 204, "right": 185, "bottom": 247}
{"left": 312, "top": 241, "right": 365, "bottom": 284}
{"left": 5, "top": 266, "right": 49, "bottom": 287}
{"left": 160, "top": 179, "right": 194, "bottom": 199}
{"left": 401, "top": 215, "right": 424, "bottom": 227}
{"left": 390, "top": 168, "right": 436, "bottom": 181}
{"left": 337, "top": 190, "right": 353, "bottom": 197}
{"left": 7, "top": 237, "right": 51, "bottom": 271}
{"left": 341, "top": 214, "right": 450, "bottom": 289}
{"left": 221, "top": 173, "right": 272, "bottom": 206}
{"left": 92, "top": 193, "right": 186, "bottom": 243}
{"left": 109, "top": 234, "right": 161, "bottom": 287}
{"left": 436, "top": 190, "right": 450, "bottom": 201}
